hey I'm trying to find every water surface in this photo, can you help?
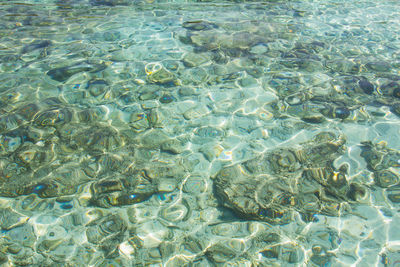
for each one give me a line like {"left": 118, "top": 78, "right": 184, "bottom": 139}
{"left": 1, "top": 0, "right": 400, "bottom": 266}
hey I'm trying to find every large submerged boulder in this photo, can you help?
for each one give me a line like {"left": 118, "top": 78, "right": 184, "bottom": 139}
{"left": 214, "top": 132, "right": 366, "bottom": 224}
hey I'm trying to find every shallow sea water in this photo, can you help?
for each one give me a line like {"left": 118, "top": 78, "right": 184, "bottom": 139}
{"left": 1, "top": 0, "right": 400, "bottom": 266}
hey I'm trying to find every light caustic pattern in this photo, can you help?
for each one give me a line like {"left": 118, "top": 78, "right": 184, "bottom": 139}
{"left": 0, "top": 0, "right": 400, "bottom": 266}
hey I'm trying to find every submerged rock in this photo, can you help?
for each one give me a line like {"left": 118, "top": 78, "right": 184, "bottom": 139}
{"left": 213, "top": 132, "right": 358, "bottom": 224}
{"left": 47, "top": 61, "right": 107, "bottom": 82}
{"left": 182, "top": 52, "right": 211, "bottom": 67}
{"left": 147, "top": 67, "right": 176, "bottom": 85}
{"left": 0, "top": 114, "right": 23, "bottom": 133}
{"left": 0, "top": 208, "right": 28, "bottom": 230}
{"left": 0, "top": 134, "right": 22, "bottom": 155}
{"left": 205, "top": 239, "right": 246, "bottom": 263}
{"left": 358, "top": 77, "right": 375, "bottom": 95}
{"left": 90, "top": 188, "right": 154, "bottom": 208}
{"left": 159, "top": 94, "right": 175, "bottom": 104}
{"left": 360, "top": 141, "right": 400, "bottom": 205}
{"left": 85, "top": 213, "right": 127, "bottom": 258}
{"left": 21, "top": 40, "right": 51, "bottom": 54}
{"left": 387, "top": 185, "right": 400, "bottom": 203}
{"left": 360, "top": 141, "right": 400, "bottom": 171}
{"left": 374, "top": 170, "right": 399, "bottom": 188}
{"left": 25, "top": 164, "right": 90, "bottom": 198}
{"left": 161, "top": 138, "right": 187, "bottom": 154}
{"left": 89, "top": 0, "right": 131, "bottom": 6}
{"left": 130, "top": 111, "right": 150, "bottom": 133}
{"left": 181, "top": 21, "right": 269, "bottom": 58}
{"left": 86, "top": 78, "right": 108, "bottom": 97}
{"left": 73, "top": 124, "right": 123, "bottom": 152}
{"left": 391, "top": 103, "right": 400, "bottom": 117}
{"left": 33, "top": 108, "right": 72, "bottom": 128}
{"left": 16, "top": 103, "right": 40, "bottom": 120}
{"left": 379, "top": 81, "right": 400, "bottom": 97}
{"left": 260, "top": 243, "right": 304, "bottom": 264}
{"left": 182, "top": 20, "right": 218, "bottom": 31}
{"left": 138, "top": 129, "right": 169, "bottom": 148}
{"left": 365, "top": 61, "right": 392, "bottom": 72}
{"left": 320, "top": 105, "right": 351, "bottom": 120}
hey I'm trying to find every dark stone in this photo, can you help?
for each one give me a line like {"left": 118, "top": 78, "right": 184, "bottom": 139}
{"left": 301, "top": 115, "right": 325, "bottom": 124}
{"left": 245, "top": 68, "right": 263, "bottom": 78}
{"left": 320, "top": 105, "right": 351, "bottom": 119}
{"left": 17, "top": 103, "right": 40, "bottom": 120}
{"left": 334, "top": 107, "right": 350, "bottom": 119}
{"left": 195, "top": 126, "right": 224, "bottom": 138}
{"left": 43, "top": 97, "right": 63, "bottom": 106}
{"left": 365, "top": 61, "right": 391, "bottom": 72}
{"left": 47, "top": 62, "right": 106, "bottom": 82}
{"left": 86, "top": 79, "right": 108, "bottom": 97}
{"left": 33, "top": 108, "right": 72, "bottom": 127}
{"left": 27, "top": 182, "right": 60, "bottom": 198}
{"left": 387, "top": 185, "right": 400, "bottom": 203}
{"left": 89, "top": 0, "right": 130, "bottom": 6}
{"left": 360, "top": 141, "right": 400, "bottom": 171}
{"left": 393, "top": 87, "right": 400, "bottom": 98}
{"left": 21, "top": 40, "right": 52, "bottom": 54}
{"left": 182, "top": 20, "right": 218, "bottom": 31}
{"left": 347, "top": 183, "right": 367, "bottom": 201}
{"left": 391, "top": 103, "right": 400, "bottom": 117}
{"left": 159, "top": 94, "right": 175, "bottom": 104}
{"left": 214, "top": 133, "right": 348, "bottom": 224}
{"left": 47, "top": 66, "right": 92, "bottom": 82}
{"left": 380, "top": 82, "right": 400, "bottom": 96}
{"left": 374, "top": 170, "right": 399, "bottom": 188}
{"left": 103, "top": 31, "right": 121, "bottom": 42}
{"left": 358, "top": 78, "right": 374, "bottom": 95}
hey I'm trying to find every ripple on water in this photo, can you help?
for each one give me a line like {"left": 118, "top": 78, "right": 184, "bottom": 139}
{"left": 0, "top": 0, "right": 400, "bottom": 265}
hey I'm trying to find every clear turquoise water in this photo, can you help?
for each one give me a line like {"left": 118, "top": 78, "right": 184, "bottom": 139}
{"left": 1, "top": 0, "right": 400, "bottom": 266}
